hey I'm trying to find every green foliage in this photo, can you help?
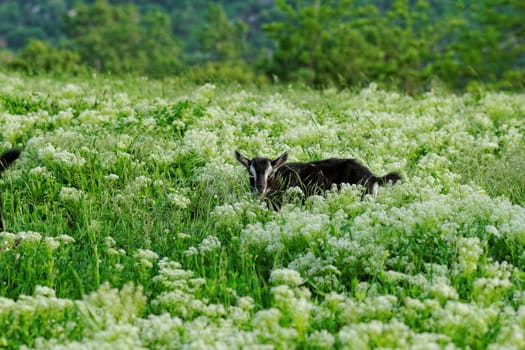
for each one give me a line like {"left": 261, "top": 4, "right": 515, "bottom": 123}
{"left": 140, "top": 8, "right": 183, "bottom": 78}
{"left": 187, "top": 4, "right": 267, "bottom": 85}
{"left": 0, "top": 283, "right": 145, "bottom": 349}
{"left": 8, "top": 39, "right": 81, "bottom": 75}
{"left": 198, "top": 3, "right": 248, "bottom": 62}
{"left": 0, "top": 92, "right": 61, "bottom": 116}
{"left": 263, "top": 0, "right": 525, "bottom": 90}
{"left": 63, "top": 0, "right": 181, "bottom": 76}
{"left": 0, "top": 0, "right": 68, "bottom": 49}
{"left": 0, "top": 0, "right": 524, "bottom": 90}
{"left": 429, "top": 1, "right": 524, "bottom": 89}
{"left": 263, "top": 0, "right": 349, "bottom": 86}
{"left": 455, "top": 143, "right": 525, "bottom": 206}
{"left": 185, "top": 61, "right": 268, "bottom": 85}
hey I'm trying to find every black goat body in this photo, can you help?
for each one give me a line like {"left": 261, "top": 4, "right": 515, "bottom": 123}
{"left": 0, "top": 149, "right": 21, "bottom": 173}
{"left": 0, "top": 149, "right": 21, "bottom": 231}
{"left": 235, "top": 150, "right": 401, "bottom": 209}
{"left": 277, "top": 158, "right": 400, "bottom": 195}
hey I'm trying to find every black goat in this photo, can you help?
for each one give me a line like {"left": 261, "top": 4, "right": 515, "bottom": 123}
{"left": 0, "top": 149, "right": 21, "bottom": 231}
{"left": 235, "top": 150, "right": 401, "bottom": 208}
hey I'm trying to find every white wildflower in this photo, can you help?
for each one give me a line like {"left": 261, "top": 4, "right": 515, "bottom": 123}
{"left": 456, "top": 237, "right": 483, "bottom": 276}
{"left": 56, "top": 234, "right": 75, "bottom": 245}
{"left": 177, "top": 232, "right": 191, "bottom": 239}
{"left": 38, "top": 144, "right": 86, "bottom": 168}
{"left": 34, "top": 285, "right": 56, "bottom": 298}
{"left": 184, "top": 246, "right": 199, "bottom": 257}
{"left": 485, "top": 224, "right": 500, "bottom": 237}
{"left": 134, "top": 249, "right": 159, "bottom": 269}
{"left": 270, "top": 268, "right": 304, "bottom": 287}
{"left": 29, "top": 166, "right": 54, "bottom": 179}
{"left": 198, "top": 235, "right": 221, "bottom": 255}
{"left": 44, "top": 236, "right": 60, "bottom": 251}
{"left": 18, "top": 231, "right": 42, "bottom": 243}
{"left": 59, "top": 186, "right": 82, "bottom": 203}
{"left": 104, "top": 173, "right": 120, "bottom": 181}
{"left": 307, "top": 330, "right": 335, "bottom": 349}
{"left": 193, "top": 83, "right": 216, "bottom": 104}
{"left": 167, "top": 193, "right": 191, "bottom": 209}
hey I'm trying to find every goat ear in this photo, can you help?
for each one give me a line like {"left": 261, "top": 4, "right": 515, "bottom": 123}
{"left": 272, "top": 152, "right": 288, "bottom": 168}
{"left": 234, "top": 150, "right": 251, "bottom": 168}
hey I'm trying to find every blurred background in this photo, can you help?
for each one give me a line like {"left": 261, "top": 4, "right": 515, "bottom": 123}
{"left": 0, "top": 0, "right": 523, "bottom": 92}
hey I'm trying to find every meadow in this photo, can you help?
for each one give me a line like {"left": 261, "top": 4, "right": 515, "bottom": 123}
{"left": 0, "top": 72, "right": 524, "bottom": 349}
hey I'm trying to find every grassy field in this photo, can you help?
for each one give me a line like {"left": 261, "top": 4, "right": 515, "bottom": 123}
{"left": 0, "top": 72, "right": 524, "bottom": 349}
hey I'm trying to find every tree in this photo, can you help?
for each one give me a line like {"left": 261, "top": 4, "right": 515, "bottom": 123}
{"left": 197, "top": 3, "right": 248, "bottom": 62}
{"left": 263, "top": 0, "right": 434, "bottom": 90}
{"left": 140, "top": 8, "right": 182, "bottom": 77}
{"left": 64, "top": 0, "right": 181, "bottom": 76}
{"left": 9, "top": 39, "right": 81, "bottom": 75}
{"left": 263, "top": 0, "right": 354, "bottom": 85}
{"left": 64, "top": 0, "right": 139, "bottom": 73}
{"left": 478, "top": 0, "right": 525, "bottom": 88}
{"left": 430, "top": 0, "right": 525, "bottom": 89}
{"left": 0, "top": 0, "right": 68, "bottom": 49}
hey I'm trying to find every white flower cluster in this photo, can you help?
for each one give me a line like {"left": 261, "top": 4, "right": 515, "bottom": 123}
{"left": 240, "top": 208, "right": 330, "bottom": 255}
{"left": 288, "top": 252, "right": 340, "bottom": 291}
{"left": 455, "top": 237, "right": 484, "bottom": 276}
{"left": 59, "top": 186, "right": 83, "bottom": 203}
{"left": 104, "top": 235, "right": 125, "bottom": 257}
{"left": 0, "top": 231, "right": 75, "bottom": 254}
{"left": 192, "top": 83, "right": 216, "bottom": 104}
{"left": 269, "top": 268, "right": 304, "bottom": 287}
{"left": 167, "top": 192, "right": 191, "bottom": 209}
{"left": 198, "top": 235, "right": 221, "bottom": 255}
{"left": 37, "top": 143, "right": 86, "bottom": 168}
{"left": 133, "top": 249, "right": 159, "bottom": 269}
{"left": 184, "top": 235, "right": 223, "bottom": 258}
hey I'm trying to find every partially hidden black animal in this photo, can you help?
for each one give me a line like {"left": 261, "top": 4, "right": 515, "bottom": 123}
{"left": 235, "top": 150, "right": 401, "bottom": 209}
{"left": 0, "top": 149, "right": 21, "bottom": 231}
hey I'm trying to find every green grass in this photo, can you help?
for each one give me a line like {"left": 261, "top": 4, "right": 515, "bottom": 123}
{"left": 0, "top": 72, "right": 524, "bottom": 348}
{"left": 455, "top": 144, "right": 525, "bottom": 206}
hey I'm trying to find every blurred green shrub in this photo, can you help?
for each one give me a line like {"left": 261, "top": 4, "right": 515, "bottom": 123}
{"left": 8, "top": 39, "right": 82, "bottom": 75}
